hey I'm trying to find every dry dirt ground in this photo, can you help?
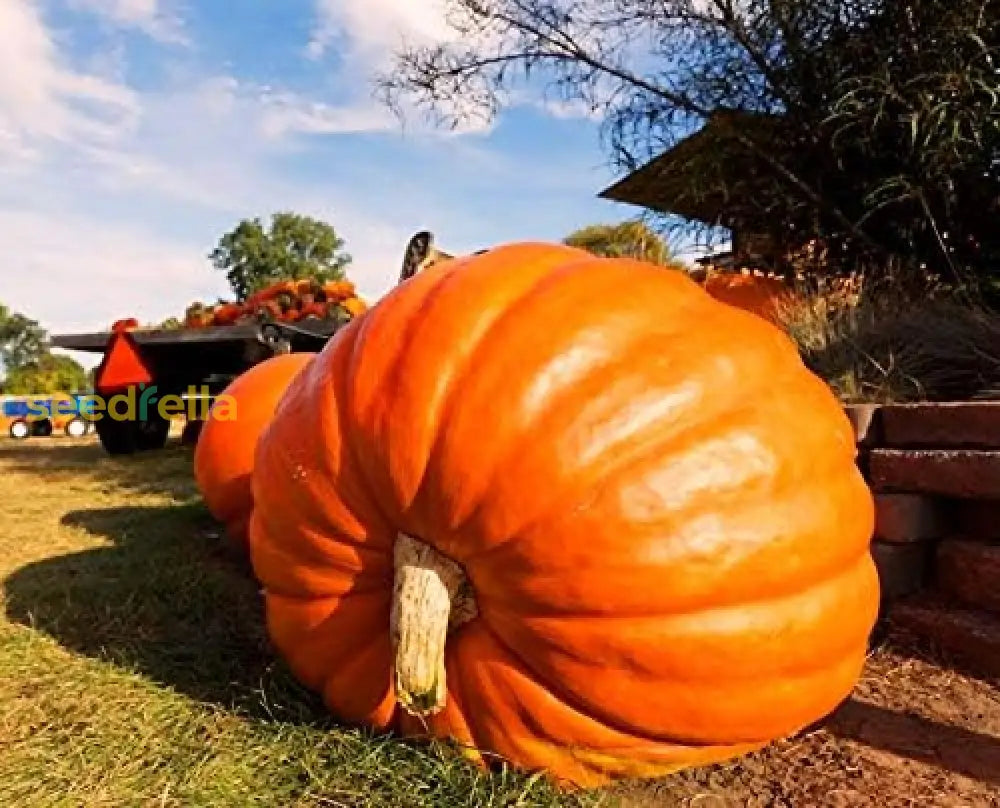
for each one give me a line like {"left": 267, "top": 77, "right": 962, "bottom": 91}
{"left": 0, "top": 437, "right": 998, "bottom": 807}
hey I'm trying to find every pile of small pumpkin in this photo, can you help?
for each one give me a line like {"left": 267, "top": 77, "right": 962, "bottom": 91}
{"left": 194, "top": 242, "right": 879, "bottom": 789}
{"left": 183, "top": 278, "right": 368, "bottom": 329}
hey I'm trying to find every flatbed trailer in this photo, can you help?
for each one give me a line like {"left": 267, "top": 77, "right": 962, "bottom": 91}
{"left": 51, "top": 231, "right": 452, "bottom": 456}
{"left": 52, "top": 317, "right": 342, "bottom": 455}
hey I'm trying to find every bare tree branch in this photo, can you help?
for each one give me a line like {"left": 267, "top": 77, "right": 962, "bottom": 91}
{"left": 378, "top": 0, "right": 1000, "bottom": 286}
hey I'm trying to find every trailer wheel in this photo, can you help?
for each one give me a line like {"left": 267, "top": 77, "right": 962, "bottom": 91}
{"left": 180, "top": 419, "right": 204, "bottom": 446}
{"left": 64, "top": 417, "right": 88, "bottom": 438}
{"left": 136, "top": 412, "right": 170, "bottom": 451}
{"left": 96, "top": 413, "right": 170, "bottom": 455}
{"left": 9, "top": 420, "right": 30, "bottom": 440}
{"left": 96, "top": 417, "right": 138, "bottom": 455}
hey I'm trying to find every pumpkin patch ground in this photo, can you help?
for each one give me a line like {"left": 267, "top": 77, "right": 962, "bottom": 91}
{"left": 1, "top": 436, "right": 999, "bottom": 805}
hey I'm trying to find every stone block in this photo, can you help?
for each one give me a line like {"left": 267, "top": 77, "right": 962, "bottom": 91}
{"left": 874, "top": 493, "right": 948, "bottom": 543}
{"left": 953, "top": 500, "right": 1000, "bottom": 541}
{"left": 891, "top": 599, "right": 1000, "bottom": 678}
{"left": 871, "top": 540, "right": 932, "bottom": 600}
{"left": 881, "top": 402, "right": 1000, "bottom": 449}
{"left": 936, "top": 540, "right": 1000, "bottom": 614}
{"left": 844, "top": 404, "right": 882, "bottom": 448}
{"left": 869, "top": 450, "right": 1000, "bottom": 499}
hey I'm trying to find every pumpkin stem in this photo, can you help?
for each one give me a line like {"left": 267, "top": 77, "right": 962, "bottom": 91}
{"left": 391, "top": 533, "right": 476, "bottom": 716}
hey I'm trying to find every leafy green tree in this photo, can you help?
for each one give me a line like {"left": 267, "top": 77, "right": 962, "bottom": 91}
{"left": 565, "top": 221, "right": 672, "bottom": 264}
{"left": 0, "top": 302, "right": 90, "bottom": 394}
{"left": 4, "top": 354, "right": 89, "bottom": 394}
{"left": 210, "top": 212, "right": 353, "bottom": 301}
{"left": 0, "top": 303, "right": 46, "bottom": 371}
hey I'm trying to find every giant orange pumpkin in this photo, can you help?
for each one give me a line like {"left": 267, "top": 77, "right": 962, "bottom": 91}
{"left": 249, "top": 243, "right": 878, "bottom": 787}
{"left": 194, "top": 352, "right": 315, "bottom": 548}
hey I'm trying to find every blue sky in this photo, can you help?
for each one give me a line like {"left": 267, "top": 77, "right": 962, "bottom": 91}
{"left": 0, "top": 0, "right": 651, "bottom": 353}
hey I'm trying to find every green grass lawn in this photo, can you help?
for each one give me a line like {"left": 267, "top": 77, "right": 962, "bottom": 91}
{"left": 3, "top": 438, "right": 998, "bottom": 807}
{"left": 0, "top": 440, "right": 599, "bottom": 808}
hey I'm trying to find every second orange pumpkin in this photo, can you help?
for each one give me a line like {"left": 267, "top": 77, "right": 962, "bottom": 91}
{"left": 194, "top": 352, "right": 315, "bottom": 548}
{"left": 704, "top": 272, "right": 793, "bottom": 322}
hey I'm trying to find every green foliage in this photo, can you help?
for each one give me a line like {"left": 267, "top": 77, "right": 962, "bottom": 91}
{"left": 0, "top": 303, "right": 47, "bottom": 371}
{"left": 564, "top": 221, "right": 672, "bottom": 264}
{"left": 4, "top": 353, "right": 90, "bottom": 394}
{"left": 0, "top": 302, "right": 89, "bottom": 393}
{"left": 210, "top": 212, "right": 352, "bottom": 301}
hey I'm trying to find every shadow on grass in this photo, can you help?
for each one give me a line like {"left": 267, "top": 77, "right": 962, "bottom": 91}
{"left": 3, "top": 505, "right": 593, "bottom": 807}
{"left": 0, "top": 439, "right": 196, "bottom": 502}
{"left": 10, "top": 496, "right": 997, "bottom": 799}
{"left": 3, "top": 502, "right": 330, "bottom": 726}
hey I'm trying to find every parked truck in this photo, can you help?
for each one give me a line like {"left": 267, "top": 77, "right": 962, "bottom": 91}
{"left": 1, "top": 394, "right": 94, "bottom": 440}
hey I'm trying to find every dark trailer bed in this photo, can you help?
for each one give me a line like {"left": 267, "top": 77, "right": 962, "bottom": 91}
{"left": 52, "top": 318, "right": 342, "bottom": 455}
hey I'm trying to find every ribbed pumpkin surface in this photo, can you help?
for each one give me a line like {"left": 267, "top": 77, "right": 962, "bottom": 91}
{"left": 249, "top": 243, "right": 877, "bottom": 787}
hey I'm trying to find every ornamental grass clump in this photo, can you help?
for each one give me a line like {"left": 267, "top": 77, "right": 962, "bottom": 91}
{"left": 775, "top": 281, "right": 1000, "bottom": 403}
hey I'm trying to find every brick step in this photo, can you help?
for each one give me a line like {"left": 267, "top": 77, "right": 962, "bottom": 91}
{"left": 873, "top": 495, "right": 1000, "bottom": 544}
{"left": 871, "top": 540, "right": 932, "bottom": 600}
{"left": 869, "top": 450, "right": 1000, "bottom": 499}
{"left": 935, "top": 540, "right": 1000, "bottom": 614}
{"left": 890, "top": 598, "right": 1000, "bottom": 678}
{"left": 874, "top": 494, "right": 948, "bottom": 543}
{"left": 881, "top": 402, "right": 1000, "bottom": 449}
{"left": 953, "top": 500, "right": 1000, "bottom": 542}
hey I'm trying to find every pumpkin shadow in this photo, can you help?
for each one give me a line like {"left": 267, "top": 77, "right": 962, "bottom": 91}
{"left": 825, "top": 698, "right": 1000, "bottom": 786}
{"left": 3, "top": 503, "right": 329, "bottom": 725}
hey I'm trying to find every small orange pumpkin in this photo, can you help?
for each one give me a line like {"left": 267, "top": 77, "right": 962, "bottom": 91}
{"left": 250, "top": 243, "right": 877, "bottom": 787}
{"left": 184, "top": 302, "right": 212, "bottom": 329}
{"left": 212, "top": 302, "right": 244, "bottom": 326}
{"left": 300, "top": 301, "right": 328, "bottom": 320}
{"left": 296, "top": 279, "right": 320, "bottom": 297}
{"left": 322, "top": 280, "right": 356, "bottom": 302}
{"left": 251, "top": 300, "right": 283, "bottom": 321}
{"left": 194, "top": 353, "right": 315, "bottom": 548}
{"left": 340, "top": 295, "right": 368, "bottom": 318}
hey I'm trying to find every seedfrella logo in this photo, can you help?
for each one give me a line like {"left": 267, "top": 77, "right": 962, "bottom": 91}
{"left": 22, "top": 386, "right": 237, "bottom": 422}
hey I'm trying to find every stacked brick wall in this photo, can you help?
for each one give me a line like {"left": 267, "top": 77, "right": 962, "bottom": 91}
{"left": 847, "top": 403, "right": 1000, "bottom": 677}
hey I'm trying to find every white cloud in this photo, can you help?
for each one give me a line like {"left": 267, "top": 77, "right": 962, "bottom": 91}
{"left": 306, "top": 0, "right": 605, "bottom": 127}
{"left": 256, "top": 91, "right": 494, "bottom": 140}
{"left": 518, "top": 94, "right": 606, "bottom": 122}
{"left": 67, "top": 0, "right": 188, "bottom": 44}
{"left": 307, "top": 0, "right": 453, "bottom": 62}
{"left": 302, "top": 0, "right": 503, "bottom": 136}
{"left": 0, "top": 2, "right": 607, "bottom": 347}
{"left": 1, "top": 208, "right": 218, "bottom": 335}
{"left": 0, "top": 0, "right": 139, "bottom": 162}
{"left": 0, "top": 61, "right": 432, "bottom": 335}
{"left": 255, "top": 92, "right": 397, "bottom": 140}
